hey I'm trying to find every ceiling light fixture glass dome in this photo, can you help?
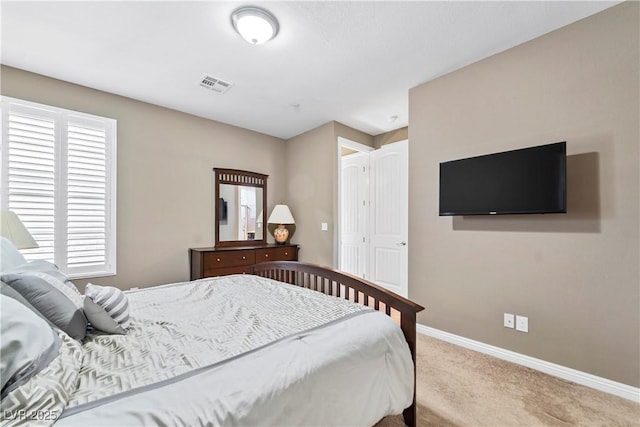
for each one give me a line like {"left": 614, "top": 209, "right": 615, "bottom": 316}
{"left": 231, "top": 6, "right": 279, "bottom": 45}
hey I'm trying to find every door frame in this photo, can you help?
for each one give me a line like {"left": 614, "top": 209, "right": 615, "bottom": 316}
{"left": 336, "top": 137, "right": 373, "bottom": 271}
{"left": 337, "top": 138, "right": 409, "bottom": 298}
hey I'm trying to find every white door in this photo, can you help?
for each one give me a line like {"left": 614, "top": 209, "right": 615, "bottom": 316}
{"left": 369, "top": 140, "right": 408, "bottom": 297}
{"left": 340, "top": 152, "right": 369, "bottom": 278}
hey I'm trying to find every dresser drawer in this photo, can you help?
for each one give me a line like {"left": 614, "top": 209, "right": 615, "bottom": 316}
{"left": 255, "top": 246, "right": 297, "bottom": 263}
{"left": 190, "top": 245, "right": 299, "bottom": 280}
{"left": 203, "top": 250, "right": 255, "bottom": 269}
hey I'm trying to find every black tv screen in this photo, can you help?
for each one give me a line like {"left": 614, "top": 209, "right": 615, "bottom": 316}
{"left": 439, "top": 142, "right": 566, "bottom": 216}
{"left": 219, "top": 197, "right": 228, "bottom": 221}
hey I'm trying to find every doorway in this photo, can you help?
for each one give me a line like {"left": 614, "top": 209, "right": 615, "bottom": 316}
{"left": 338, "top": 138, "right": 408, "bottom": 297}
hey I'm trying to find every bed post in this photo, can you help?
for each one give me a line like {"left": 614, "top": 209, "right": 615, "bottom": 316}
{"left": 401, "top": 312, "right": 418, "bottom": 427}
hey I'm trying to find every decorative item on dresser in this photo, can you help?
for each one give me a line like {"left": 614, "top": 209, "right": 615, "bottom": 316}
{"left": 190, "top": 244, "right": 299, "bottom": 280}
{"left": 267, "top": 204, "right": 296, "bottom": 244}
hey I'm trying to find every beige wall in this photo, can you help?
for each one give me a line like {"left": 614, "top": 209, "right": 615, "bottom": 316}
{"left": 409, "top": 2, "right": 639, "bottom": 387}
{"left": 373, "top": 126, "right": 408, "bottom": 149}
{"left": 285, "top": 123, "right": 335, "bottom": 267}
{"left": 1, "top": 66, "right": 286, "bottom": 290}
{"left": 334, "top": 122, "right": 374, "bottom": 148}
{"left": 285, "top": 121, "right": 372, "bottom": 267}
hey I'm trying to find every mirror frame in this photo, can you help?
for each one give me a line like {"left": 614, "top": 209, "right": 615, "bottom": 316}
{"left": 214, "top": 168, "right": 268, "bottom": 248}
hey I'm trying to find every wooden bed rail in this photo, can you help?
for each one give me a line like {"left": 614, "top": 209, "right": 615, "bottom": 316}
{"left": 253, "top": 261, "right": 425, "bottom": 427}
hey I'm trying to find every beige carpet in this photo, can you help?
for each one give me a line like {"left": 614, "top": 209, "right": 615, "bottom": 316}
{"left": 376, "top": 334, "right": 640, "bottom": 427}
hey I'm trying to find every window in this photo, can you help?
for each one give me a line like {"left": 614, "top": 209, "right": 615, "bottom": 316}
{"left": 1, "top": 97, "right": 116, "bottom": 278}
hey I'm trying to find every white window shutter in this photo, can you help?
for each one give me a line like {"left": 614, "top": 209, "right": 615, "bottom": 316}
{"left": 66, "top": 118, "right": 109, "bottom": 274}
{"left": 1, "top": 97, "right": 116, "bottom": 278}
{"left": 5, "top": 108, "right": 57, "bottom": 262}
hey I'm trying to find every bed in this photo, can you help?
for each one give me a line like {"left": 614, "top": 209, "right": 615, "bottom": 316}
{"left": 1, "top": 253, "right": 424, "bottom": 427}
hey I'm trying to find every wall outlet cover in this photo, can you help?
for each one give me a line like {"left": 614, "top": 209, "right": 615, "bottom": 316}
{"left": 504, "top": 313, "right": 515, "bottom": 328}
{"left": 516, "top": 315, "right": 529, "bottom": 333}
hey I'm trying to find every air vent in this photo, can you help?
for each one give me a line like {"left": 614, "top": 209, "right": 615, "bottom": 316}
{"left": 199, "top": 75, "right": 233, "bottom": 94}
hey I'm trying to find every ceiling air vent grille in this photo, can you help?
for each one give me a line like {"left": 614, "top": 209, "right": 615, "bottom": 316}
{"left": 199, "top": 75, "right": 232, "bottom": 94}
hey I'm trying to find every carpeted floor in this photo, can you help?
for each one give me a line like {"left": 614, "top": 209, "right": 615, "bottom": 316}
{"left": 376, "top": 334, "right": 640, "bottom": 427}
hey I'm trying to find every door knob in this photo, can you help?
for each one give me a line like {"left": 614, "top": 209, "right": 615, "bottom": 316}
{"left": 397, "top": 241, "right": 407, "bottom": 246}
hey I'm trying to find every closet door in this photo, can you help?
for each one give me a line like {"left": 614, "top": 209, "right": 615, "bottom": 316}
{"left": 369, "top": 140, "right": 408, "bottom": 297}
{"left": 340, "top": 152, "right": 369, "bottom": 278}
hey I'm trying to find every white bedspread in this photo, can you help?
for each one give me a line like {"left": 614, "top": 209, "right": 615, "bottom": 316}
{"left": 58, "top": 275, "right": 414, "bottom": 426}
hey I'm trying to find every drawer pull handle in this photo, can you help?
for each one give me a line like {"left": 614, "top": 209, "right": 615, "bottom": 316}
{"left": 285, "top": 252, "right": 288, "bottom": 255}
{"left": 217, "top": 258, "right": 221, "bottom": 262}
{"left": 265, "top": 254, "right": 269, "bottom": 258}
{"left": 242, "top": 256, "right": 246, "bottom": 260}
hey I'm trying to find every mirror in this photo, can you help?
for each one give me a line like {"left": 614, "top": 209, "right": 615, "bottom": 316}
{"left": 214, "top": 168, "right": 268, "bottom": 248}
{"left": 218, "top": 184, "right": 263, "bottom": 241}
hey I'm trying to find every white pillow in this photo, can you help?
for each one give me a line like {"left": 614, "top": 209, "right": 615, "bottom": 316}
{"left": 0, "top": 295, "right": 61, "bottom": 397}
{"left": 0, "top": 237, "right": 27, "bottom": 271}
{"left": 84, "top": 283, "right": 130, "bottom": 335}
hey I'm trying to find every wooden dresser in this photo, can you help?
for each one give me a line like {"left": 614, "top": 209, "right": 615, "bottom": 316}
{"left": 190, "top": 244, "right": 299, "bottom": 280}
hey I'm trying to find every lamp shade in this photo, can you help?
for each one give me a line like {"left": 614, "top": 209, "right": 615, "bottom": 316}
{"left": 0, "top": 211, "right": 38, "bottom": 249}
{"left": 267, "top": 205, "right": 295, "bottom": 225}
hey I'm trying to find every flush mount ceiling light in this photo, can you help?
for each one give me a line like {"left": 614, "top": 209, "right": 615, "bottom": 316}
{"left": 231, "top": 6, "right": 279, "bottom": 45}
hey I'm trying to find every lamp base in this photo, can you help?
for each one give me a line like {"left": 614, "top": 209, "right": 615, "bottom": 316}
{"left": 273, "top": 224, "right": 289, "bottom": 244}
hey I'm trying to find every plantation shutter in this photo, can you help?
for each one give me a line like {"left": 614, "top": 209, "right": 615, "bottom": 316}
{"left": 4, "top": 108, "right": 57, "bottom": 262}
{"left": 67, "top": 118, "right": 109, "bottom": 272}
{"left": 1, "top": 97, "right": 116, "bottom": 278}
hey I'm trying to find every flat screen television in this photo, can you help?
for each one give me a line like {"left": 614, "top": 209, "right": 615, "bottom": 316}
{"left": 219, "top": 197, "right": 228, "bottom": 221}
{"left": 439, "top": 142, "right": 566, "bottom": 216}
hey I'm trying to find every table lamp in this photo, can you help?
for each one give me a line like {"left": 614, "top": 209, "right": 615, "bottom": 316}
{"left": 267, "top": 205, "right": 295, "bottom": 244}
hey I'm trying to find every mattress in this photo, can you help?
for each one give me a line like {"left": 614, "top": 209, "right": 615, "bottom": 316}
{"left": 6, "top": 274, "right": 414, "bottom": 426}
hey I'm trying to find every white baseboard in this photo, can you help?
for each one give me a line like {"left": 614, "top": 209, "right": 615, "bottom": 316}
{"left": 417, "top": 324, "right": 640, "bottom": 403}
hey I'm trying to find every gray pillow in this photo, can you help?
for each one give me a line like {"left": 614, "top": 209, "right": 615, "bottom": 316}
{"left": 1, "top": 272, "right": 88, "bottom": 341}
{"left": 3, "top": 260, "right": 82, "bottom": 302}
{"left": 0, "top": 280, "right": 56, "bottom": 328}
{"left": 1, "top": 295, "right": 62, "bottom": 398}
{"left": 84, "top": 283, "right": 130, "bottom": 335}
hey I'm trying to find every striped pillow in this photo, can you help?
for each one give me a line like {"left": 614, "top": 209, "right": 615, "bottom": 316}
{"left": 84, "top": 283, "right": 130, "bottom": 335}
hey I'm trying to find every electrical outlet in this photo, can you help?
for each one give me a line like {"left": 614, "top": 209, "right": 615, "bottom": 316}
{"left": 503, "top": 313, "right": 515, "bottom": 328}
{"left": 516, "top": 315, "right": 529, "bottom": 333}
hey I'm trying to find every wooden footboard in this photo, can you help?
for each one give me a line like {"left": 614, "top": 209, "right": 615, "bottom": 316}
{"left": 253, "top": 261, "right": 424, "bottom": 427}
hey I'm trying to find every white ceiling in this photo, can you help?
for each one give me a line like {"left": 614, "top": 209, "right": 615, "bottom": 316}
{"left": 1, "top": 1, "right": 618, "bottom": 139}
